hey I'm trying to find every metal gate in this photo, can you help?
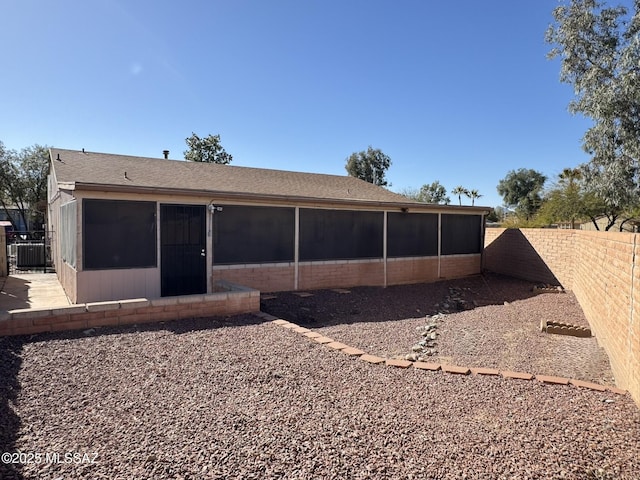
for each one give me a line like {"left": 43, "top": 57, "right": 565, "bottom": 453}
{"left": 6, "top": 231, "right": 54, "bottom": 274}
{"left": 160, "top": 205, "right": 207, "bottom": 297}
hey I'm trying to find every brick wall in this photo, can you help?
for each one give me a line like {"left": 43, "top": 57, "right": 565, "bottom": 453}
{"left": 387, "top": 257, "right": 439, "bottom": 285}
{"left": 214, "top": 256, "right": 482, "bottom": 292}
{"left": 484, "top": 228, "right": 575, "bottom": 287}
{"left": 0, "top": 287, "right": 260, "bottom": 337}
{"left": 484, "top": 228, "right": 640, "bottom": 406}
{"left": 440, "top": 254, "right": 482, "bottom": 279}
{"left": 298, "top": 260, "right": 386, "bottom": 290}
{"left": 212, "top": 264, "right": 296, "bottom": 292}
{"left": 571, "top": 231, "right": 639, "bottom": 406}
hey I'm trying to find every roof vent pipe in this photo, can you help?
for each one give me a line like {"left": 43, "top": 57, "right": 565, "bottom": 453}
{"left": 163, "top": 150, "right": 169, "bottom": 159}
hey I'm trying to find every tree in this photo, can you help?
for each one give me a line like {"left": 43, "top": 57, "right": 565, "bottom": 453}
{"left": 397, "top": 186, "right": 420, "bottom": 200}
{"left": 546, "top": 0, "right": 640, "bottom": 220}
{"left": 496, "top": 169, "right": 547, "bottom": 220}
{"left": 486, "top": 209, "right": 500, "bottom": 222}
{"left": 0, "top": 141, "right": 50, "bottom": 232}
{"left": 538, "top": 168, "right": 587, "bottom": 228}
{"left": 345, "top": 146, "right": 392, "bottom": 187}
{"left": 493, "top": 206, "right": 509, "bottom": 221}
{"left": 451, "top": 186, "right": 469, "bottom": 206}
{"left": 417, "top": 181, "right": 451, "bottom": 204}
{"left": 184, "top": 132, "right": 233, "bottom": 164}
{"left": 468, "top": 189, "right": 483, "bottom": 206}
{"left": 540, "top": 167, "right": 640, "bottom": 231}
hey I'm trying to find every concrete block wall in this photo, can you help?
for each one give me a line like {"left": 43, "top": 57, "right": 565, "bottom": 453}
{"left": 484, "top": 228, "right": 640, "bottom": 406}
{"left": 214, "top": 256, "right": 481, "bottom": 292}
{"left": 298, "top": 260, "right": 386, "bottom": 290}
{"left": 387, "top": 257, "right": 439, "bottom": 285}
{"left": 440, "top": 254, "right": 482, "bottom": 279}
{"left": 571, "top": 231, "right": 639, "bottom": 405}
{"left": 0, "top": 287, "right": 260, "bottom": 337}
{"left": 484, "top": 228, "right": 575, "bottom": 288}
{"left": 213, "top": 263, "right": 296, "bottom": 292}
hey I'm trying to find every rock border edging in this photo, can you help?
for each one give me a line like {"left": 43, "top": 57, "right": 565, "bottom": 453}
{"left": 258, "top": 312, "right": 627, "bottom": 397}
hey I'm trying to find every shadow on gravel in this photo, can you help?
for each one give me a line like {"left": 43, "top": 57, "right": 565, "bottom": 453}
{"left": 10, "top": 314, "right": 266, "bottom": 345}
{"left": 261, "top": 273, "right": 539, "bottom": 328}
{"left": 0, "top": 336, "right": 25, "bottom": 480}
{"left": 164, "top": 314, "right": 265, "bottom": 334}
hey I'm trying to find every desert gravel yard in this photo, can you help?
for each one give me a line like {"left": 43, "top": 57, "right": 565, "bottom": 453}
{"left": 1, "top": 274, "right": 639, "bottom": 479}
{"left": 262, "top": 273, "right": 615, "bottom": 386}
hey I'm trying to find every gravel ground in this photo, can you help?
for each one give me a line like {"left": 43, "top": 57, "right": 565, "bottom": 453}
{"left": 262, "top": 273, "right": 615, "bottom": 385}
{"left": 0, "top": 274, "right": 638, "bottom": 479}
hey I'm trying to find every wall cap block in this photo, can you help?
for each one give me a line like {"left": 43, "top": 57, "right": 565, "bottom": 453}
{"left": 149, "top": 297, "right": 178, "bottom": 307}
{"left": 52, "top": 305, "right": 86, "bottom": 315}
{"left": 203, "top": 292, "right": 228, "bottom": 302}
{"left": 10, "top": 308, "right": 53, "bottom": 319}
{"left": 86, "top": 301, "right": 120, "bottom": 312}
{"left": 119, "top": 298, "right": 150, "bottom": 309}
{"left": 177, "top": 294, "right": 205, "bottom": 304}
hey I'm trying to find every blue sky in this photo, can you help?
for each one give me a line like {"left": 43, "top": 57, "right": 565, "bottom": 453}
{"left": 2, "top": 0, "right": 628, "bottom": 208}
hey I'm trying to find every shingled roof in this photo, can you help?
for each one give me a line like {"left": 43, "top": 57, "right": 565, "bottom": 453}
{"left": 50, "top": 148, "right": 420, "bottom": 206}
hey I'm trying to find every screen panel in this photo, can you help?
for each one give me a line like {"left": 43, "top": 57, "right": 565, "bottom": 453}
{"left": 387, "top": 212, "right": 438, "bottom": 257}
{"left": 83, "top": 199, "right": 157, "bottom": 269}
{"left": 441, "top": 214, "right": 482, "bottom": 255}
{"left": 299, "top": 209, "right": 383, "bottom": 261}
{"left": 60, "top": 201, "right": 77, "bottom": 267}
{"left": 212, "top": 205, "right": 295, "bottom": 264}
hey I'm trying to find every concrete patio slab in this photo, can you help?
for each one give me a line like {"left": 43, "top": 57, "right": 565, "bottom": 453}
{"left": 0, "top": 273, "right": 70, "bottom": 313}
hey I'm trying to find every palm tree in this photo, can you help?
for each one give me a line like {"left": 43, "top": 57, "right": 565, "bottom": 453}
{"left": 559, "top": 168, "right": 581, "bottom": 187}
{"left": 451, "top": 186, "right": 469, "bottom": 206}
{"left": 557, "top": 168, "right": 583, "bottom": 228}
{"left": 468, "top": 189, "right": 483, "bottom": 206}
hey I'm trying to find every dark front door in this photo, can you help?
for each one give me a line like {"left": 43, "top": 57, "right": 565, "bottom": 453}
{"left": 160, "top": 204, "right": 207, "bottom": 296}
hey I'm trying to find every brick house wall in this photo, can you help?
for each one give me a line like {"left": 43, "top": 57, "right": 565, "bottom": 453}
{"left": 211, "top": 255, "right": 481, "bottom": 293}
{"left": 484, "top": 228, "right": 640, "bottom": 406}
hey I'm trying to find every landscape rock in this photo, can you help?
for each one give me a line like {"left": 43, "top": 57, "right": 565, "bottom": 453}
{"left": 4, "top": 274, "right": 635, "bottom": 479}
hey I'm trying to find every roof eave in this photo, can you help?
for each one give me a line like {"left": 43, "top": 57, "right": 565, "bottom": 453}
{"left": 68, "top": 182, "right": 492, "bottom": 213}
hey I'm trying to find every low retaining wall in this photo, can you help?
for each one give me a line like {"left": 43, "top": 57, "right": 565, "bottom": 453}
{"left": 484, "top": 228, "right": 640, "bottom": 407}
{"left": 0, "top": 281, "right": 259, "bottom": 337}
